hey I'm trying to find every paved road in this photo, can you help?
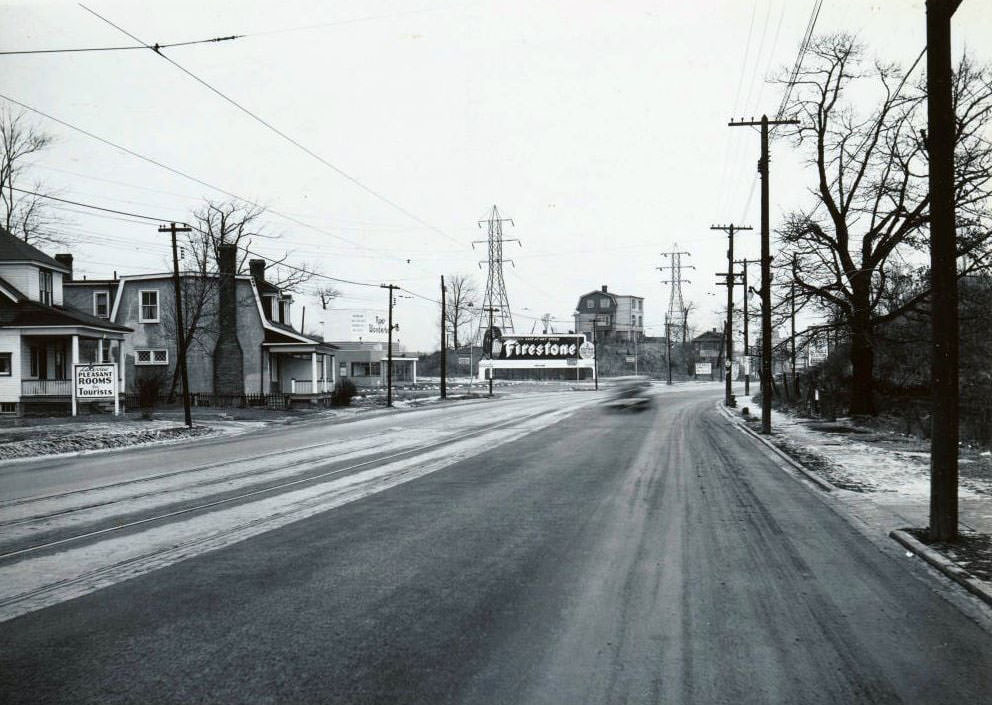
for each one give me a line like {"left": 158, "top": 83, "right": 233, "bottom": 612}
{"left": 2, "top": 385, "right": 990, "bottom": 704}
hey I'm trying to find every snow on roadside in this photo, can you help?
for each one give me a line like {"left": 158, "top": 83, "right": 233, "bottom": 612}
{"left": 765, "top": 409, "right": 992, "bottom": 499}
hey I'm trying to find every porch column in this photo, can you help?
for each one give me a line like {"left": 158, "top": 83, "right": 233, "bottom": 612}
{"left": 321, "top": 354, "right": 328, "bottom": 392}
{"left": 311, "top": 352, "right": 318, "bottom": 395}
{"left": 412, "top": 359, "right": 417, "bottom": 384}
{"left": 71, "top": 335, "right": 79, "bottom": 416}
{"left": 96, "top": 338, "right": 104, "bottom": 363}
{"left": 119, "top": 340, "right": 126, "bottom": 413}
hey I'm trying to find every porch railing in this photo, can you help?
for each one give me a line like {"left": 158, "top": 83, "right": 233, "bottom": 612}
{"left": 22, "top": 379, "right": 71, "bottom": 396}
{"left": 288, "top": 379, "right": 330, "bottom": 394}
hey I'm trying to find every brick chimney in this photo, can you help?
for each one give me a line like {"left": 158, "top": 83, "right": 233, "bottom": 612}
{"left": 601, "top": 285, "right": 608, "bottom": 293}
{"left": 249, "top": 258, "right": 265, "bottom": 285}
{"left": 54, "top": 254, "right": 73, "bottom": 281}
{"left": 213, "top": 243, "right": 244, "bottom": 395}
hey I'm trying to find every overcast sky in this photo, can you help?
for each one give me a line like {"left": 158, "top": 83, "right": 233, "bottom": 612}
{"left": 3, "top": 0, "right": 990, "bottom": 350}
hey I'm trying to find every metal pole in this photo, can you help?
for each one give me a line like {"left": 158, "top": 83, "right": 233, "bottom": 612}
{"left": 665, "top": 316, "right": 673, "bottom": 385}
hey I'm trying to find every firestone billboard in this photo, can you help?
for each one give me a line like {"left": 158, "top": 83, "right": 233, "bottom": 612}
{"left": 491, "top": 335, "right": 591, "bottom": 361}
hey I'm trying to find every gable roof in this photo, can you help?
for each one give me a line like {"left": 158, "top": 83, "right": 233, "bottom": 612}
{"left": 0, "top": 226, "right": 69, "bottom": 272}
{"left": 0, "top": 275, "right": 27, "bottom": 303}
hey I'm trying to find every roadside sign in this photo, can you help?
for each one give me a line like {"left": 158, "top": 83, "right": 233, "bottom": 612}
{"left": 625, "top": 356, "right": 636, "bottom": 363}
{"left": 695, "top": 362, "right": 712, "bottom": 375}
{"left": 458, "top": 356, "right": 470, "bottom": 365}
{"left": 72, "top": 363, "right": 119, "bottom": 417}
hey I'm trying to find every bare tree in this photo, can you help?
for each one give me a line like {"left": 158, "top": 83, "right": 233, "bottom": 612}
{"left": 444, "top": 274, "right": 479, "bottom": 350}
{"left": 314, "top": 285, "right": 341, "bottom": 310}
{"left": 776, "top": 34, "right": 992, "bottom": 415}
{"left": 0, "top": 107, "right": 63, "bottom": 246}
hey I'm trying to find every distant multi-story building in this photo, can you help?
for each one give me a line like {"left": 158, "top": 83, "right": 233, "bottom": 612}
{"left": 573, "top": 285, "right": 644, "bottom": 342}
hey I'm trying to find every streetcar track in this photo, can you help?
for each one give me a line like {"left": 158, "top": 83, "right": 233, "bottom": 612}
{"left": 0, "top": 407, "right": 560, "bottom": 563}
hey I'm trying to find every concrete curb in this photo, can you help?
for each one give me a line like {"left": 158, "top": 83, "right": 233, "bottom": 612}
{"left": 715, "top": 402, "right": 992, "bottom": 609}
{"left": 890, "top": 529, "right": 992, "bottom": 608}
{"left": 715, "top": 403, "right": 837, "bottom": 493}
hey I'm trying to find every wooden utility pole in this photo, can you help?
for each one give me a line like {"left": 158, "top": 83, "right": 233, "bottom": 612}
{"left": 927, "top": 0, "right": 963, "bottom": 542}
{"left": 729, "top": 115, "right": 799, "bottom": 434}
{"left": 736, "top": 258, "right": 754, "bottom": 396}
{"left": 665, "top": 315, "right": 673, "bottom": 385}
{"left": 713, "top": 224, "right": 751, "bottom": 407}
{"left": 160, "top": 222, "right": 193, "bottom": 428}
{"left": 440, "top": 276, "right": 447, "bottom": 400}
{"left": 481, "top": 306, "right": 498, "bottom": 397}
{"left": 380, "top": 284, "right": 399, "bottom": 407}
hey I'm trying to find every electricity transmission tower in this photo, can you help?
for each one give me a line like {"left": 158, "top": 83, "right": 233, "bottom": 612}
{"left": 658, "top": 246, "right": 693, "bottom": 344}
{"left": 473, "top": 205, "right": 520, "bottom": 339}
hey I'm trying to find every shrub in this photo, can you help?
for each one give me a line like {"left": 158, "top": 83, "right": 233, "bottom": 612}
{"left": 135, "top": 368, "right": 167, "bottom": 418}
{"left": 331, "top": 378, "right": 357, "bottom": 407}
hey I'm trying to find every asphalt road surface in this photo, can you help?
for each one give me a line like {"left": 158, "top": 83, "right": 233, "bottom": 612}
{"left": 1, "top": 385, "right": 990, "bottom": 704}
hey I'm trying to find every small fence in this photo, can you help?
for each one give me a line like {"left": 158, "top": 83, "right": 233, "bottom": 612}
{"left": 124, "top": 392, "right": 293, "bottom": 410}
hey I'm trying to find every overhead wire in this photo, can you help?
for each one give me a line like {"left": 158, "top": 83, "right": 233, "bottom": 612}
{"left": 0, "top": 34, "right": 241, "bottom": 56}
{"left": 78, "top": 3, "right": 464, "bottom": 251}
{"left": 0, "top": 93, "right": 450, "bottom": 268}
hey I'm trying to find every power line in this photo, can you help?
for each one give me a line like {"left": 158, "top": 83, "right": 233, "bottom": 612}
{"left": 0, "top": 93, "right": 428, "bottom": 262}
{"left": 79, "top": 4, "right": 463, "bottom": 249}
{"left": 8, "top": 186, "right": 179, "bottom": 222}
{"left": 0, "top": 34, "right": 241, "bottom": 56}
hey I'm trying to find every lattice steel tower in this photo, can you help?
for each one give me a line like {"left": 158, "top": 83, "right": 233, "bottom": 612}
{"left": 659, "top": 245, "right": 693, "bottom": 344}
{"left": 474, "top": 204, "right": 520, "bottom": 336}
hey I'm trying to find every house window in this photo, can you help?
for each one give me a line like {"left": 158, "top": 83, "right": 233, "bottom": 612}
{"left": 0, "top": 402, "right": 15, "bottom": 414}
{"left": 0, "top": 353, "right": 10, "bottom": 376}
{"left": 29, "top": 345, "right": 47, "bottom": 378}
{"left": 370, "top": 362, "right": 381, "bottom": 376}
{"left": 599, "top": 298, "right": 609, "bottom": 309}
{"left": 54, "top": 344, "right": 66, "bottom": 380}
{"left": 93, "top": 291, "right": 109, "bottom": 318}
{"left": 39, "top": 269, "right": 54, "bottom": 305}
{"left": 139, "top": 290, "right": 159, "bottom": 322}
{"left": 585, "top": 299, "right": 594, "bottom": 310}
{"left": 135, "top": 349, "right": 169, "bottom": 365}
{"left": 351, "top": 362, "right": 371, "bottom": 376}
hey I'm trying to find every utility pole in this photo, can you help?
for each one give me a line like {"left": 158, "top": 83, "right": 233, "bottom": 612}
{"left": 712, "top": 224, "right": 751, "bottom": 407}
{"left": 160, "top": 222, "right": 192, "bottom": 428}
{"left": 736, "top": 258, "right": 755, "bottom": 396}
{"left": 592, "top": 318, "right": 601, "bottom": 391}
{"left": 440, "top": 276, "right": 447, "bottom": 400}
{"left": 790, "top": 255, "right": 798, "bottom": 396}
{"left": 380, "top": 284, "right": 399, "bottom": 407}
{"left": 729, "top": 114, "right": 799, "bottom": 434}
{"left": 927, "top": 0, "right": 963, "bottom": 542}
{"left": 480, "top": 306, "right": 498, "bottom": 397}
{"left": 665, "top": 315, "right": 673, "bottom": 385}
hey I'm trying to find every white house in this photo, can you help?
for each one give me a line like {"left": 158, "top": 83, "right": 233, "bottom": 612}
{"left": 0, "top": 227, "right": 130, "bottom": 415}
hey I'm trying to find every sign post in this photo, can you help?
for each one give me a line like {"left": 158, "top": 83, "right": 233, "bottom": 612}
{"left": 73, "top": 363, "right": 119, "bottom": 416}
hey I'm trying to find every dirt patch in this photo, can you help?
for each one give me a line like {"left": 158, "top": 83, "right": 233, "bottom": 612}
{"left": 0, "top": 425, "right": 214, "bottom": 460}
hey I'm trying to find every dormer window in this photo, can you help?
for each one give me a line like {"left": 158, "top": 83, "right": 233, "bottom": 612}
{"left": 39, "top": 269, "right": 53, "bottom": 306}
